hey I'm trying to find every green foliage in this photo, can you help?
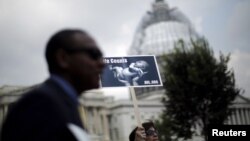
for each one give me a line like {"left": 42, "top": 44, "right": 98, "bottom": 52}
{"left": 158, "top": 38, "right": 241, "bottom": 140}
{"left": 155, "top": 112, "right": 178, "bottom": 141}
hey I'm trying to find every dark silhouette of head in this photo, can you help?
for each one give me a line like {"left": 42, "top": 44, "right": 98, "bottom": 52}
{"left": 45, "top": 29, "right": 105, "bottom": 93}
{"left": 46, "top": 29, "right": 86, "bottom": 73}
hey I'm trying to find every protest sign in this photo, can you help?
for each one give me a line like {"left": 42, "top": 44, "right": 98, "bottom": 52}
{"left": 101, "top": 55, "right": 162, "bottom": 87}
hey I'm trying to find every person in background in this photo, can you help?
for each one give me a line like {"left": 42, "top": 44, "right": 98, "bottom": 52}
{"left": 129, "top": 121, "right": 159, "bottom": 141}
{"left": 0, "top": 29, "right": 105, "bottom": 141}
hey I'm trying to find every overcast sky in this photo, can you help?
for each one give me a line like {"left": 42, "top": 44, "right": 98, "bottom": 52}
{"left": 0, "top": 0, "right": 249, "bottom": 99}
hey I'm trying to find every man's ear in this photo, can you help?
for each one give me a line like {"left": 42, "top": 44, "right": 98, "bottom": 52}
{"left": 55, "top": 49, "right": 70, "bottom": 69}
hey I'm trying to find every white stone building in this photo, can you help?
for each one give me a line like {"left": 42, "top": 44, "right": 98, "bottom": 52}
{"left": 107, "top": 98, "right": 164, "bottom": 141}
{"left": 1, "top": 85, "right": 250, "bottom": 141}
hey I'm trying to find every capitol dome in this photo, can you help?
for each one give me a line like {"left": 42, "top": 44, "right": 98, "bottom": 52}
{"left": 128, "top": 0, "right": 199, "bottom": 56}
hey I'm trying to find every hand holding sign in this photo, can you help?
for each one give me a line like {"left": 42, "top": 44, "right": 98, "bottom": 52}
{"left": 101, "top": 55, "right": 162, "bottom": 127}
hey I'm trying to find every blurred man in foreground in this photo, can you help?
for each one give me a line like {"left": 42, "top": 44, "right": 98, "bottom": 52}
{"left": 1, "top": 29, "right": 105, "bottom": 141}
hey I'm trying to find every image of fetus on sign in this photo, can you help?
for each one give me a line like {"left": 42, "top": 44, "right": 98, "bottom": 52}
{"left": 109, "top": 60, "right": 149, "bottom": 86}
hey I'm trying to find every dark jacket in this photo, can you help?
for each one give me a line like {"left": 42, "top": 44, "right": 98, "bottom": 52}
{"left": 1, "top": 78, "right": 84, "bottom": 141}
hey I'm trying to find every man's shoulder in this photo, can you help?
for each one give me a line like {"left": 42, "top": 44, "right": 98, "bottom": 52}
{"left": 13, "top": 79, "right": 62, "bottom": 108}
{"left": 37, "top": 78, "right": 62, "bottom": 94}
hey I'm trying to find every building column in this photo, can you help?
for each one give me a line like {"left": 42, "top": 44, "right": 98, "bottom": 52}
{"left": 87, "top": 107, "right": 94, "bottom": 134}
{"left": 3, "top": 105, "right": 8, "bottom": 118}
{"left": 93, "top": 107, "right": 101, "bottom": 135}
{"left": 78, "top": 105, "right": 88, "bottom": 130}
{"left": 246, "top": 109, "right": 250, "bottom": 124}
{"left": 243, "top": 108, "right": 249, "bottom": 124}
{"left": 102, "top": 109, "right": 110, "bottom": 141}
{"left": 0, "top": 106, "right": 4, "bottom": 129}
{"left": 236, "top": 108, "right": 241, "bottom": 125}
{"left": 231, "top": 109, "right": 236, "bottom": 125}
{"left": 240, "top": 108, "right": 246, "bottom": 124}
{"left": 227, "top": 114, "right": 232, "bottom": 125}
